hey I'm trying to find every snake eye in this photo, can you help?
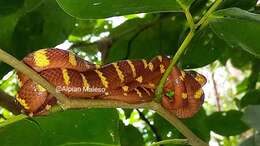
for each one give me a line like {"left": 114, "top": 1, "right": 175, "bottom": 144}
{"left": 187, "top": 71, "right": 197, "bottom": 78}
{"left": 187, "top": 71, "right": 207, "bottom": 86}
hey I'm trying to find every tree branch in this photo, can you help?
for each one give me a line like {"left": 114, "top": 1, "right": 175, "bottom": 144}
{"left": 211, "top": 72, "right": 221, "bottom": 111}
{"left": 154, "top": 31, "right": 195, "bottom": 102}
{"left": 195, "top": 0, "right": 223, "bottom": 29}
{"left": 0, "top": 90, "right": 22, "bottom": 114}
{"left": 154, "top": 0, "right": 223, "bottom": 104}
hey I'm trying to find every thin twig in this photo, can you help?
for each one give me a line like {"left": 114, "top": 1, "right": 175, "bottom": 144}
{"left": 211, "top": 72, "right": 221, "bottom": 111}
{"left": 154, "top": 0, "right": 223, "bottom": 104}
{"left": 136, "top": 109, "right": 162, "bottom": 143}
{"left": 151, "top": 139, "right": 189, "bottom": 146}
{"left": 0, "top": 90, "right": 22, "bottom": 114}
{"left": 0, "top": 114, "right": 27, "bottom": 127}
{"left": 177, "top": 0, "right": 195, "bottom": 30}
{"left": 154, "top": 31, "right": 195, "bottom": 102}
{"left": 195, "top": 0, "right": 223, "bottom": 29}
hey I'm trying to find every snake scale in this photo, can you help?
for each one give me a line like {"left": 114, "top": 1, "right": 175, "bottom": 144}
{"left": 16, "top": 48, "right": 206, "bottom": 118}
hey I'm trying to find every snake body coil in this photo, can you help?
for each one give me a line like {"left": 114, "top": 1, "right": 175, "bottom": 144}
{"left": 16, "top": 48, "right": 206, "bottom": 118}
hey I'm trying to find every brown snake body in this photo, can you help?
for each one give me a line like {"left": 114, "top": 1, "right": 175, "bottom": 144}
{"left": 16, "top": 48, "right": 206, "bottom": 118}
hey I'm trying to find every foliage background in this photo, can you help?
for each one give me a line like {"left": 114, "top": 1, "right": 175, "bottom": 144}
{"left": 0, "top": 0, "right": 260, "bottom": 146}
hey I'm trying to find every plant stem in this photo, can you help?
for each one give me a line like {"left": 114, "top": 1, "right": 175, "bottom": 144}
{"left": 136, "top": 109, "right": 162, "bottom": 142}
{"left": 154, "top": 31, "right": 194, "bottom": 102}
{"left": 154, "top": 0, "right": 223, "bottom": 103}
{"left": 195, "top": 0, "right": 223, "bottom": 29}
{"left": 0, "top": 114, "right": 27, "bottom": 127}
{"left": 151, "top": 139, "right": 189, "bottom": 146}
{"left": 176, "top": 0, "right": 195, "bottom": 30}
{"left": 211, "top": 72, "right": 221, "bottom": 111}
{"left": 0, "top": 90, "right": 22, "bottom": 114}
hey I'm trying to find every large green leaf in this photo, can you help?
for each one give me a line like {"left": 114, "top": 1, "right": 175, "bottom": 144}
{"left": 0, "top": 109, "right": 120, "bottom": 146}
{"left": 0, "top": 0, "right": 24, "bottom": 16}
{"left": 218, "top": 0, "right": 257, "bottom": 10}
{"left": 105, "top": 14, "right": 186, "bottom": 63}
{"left": 0, "top": 0, "right": 43, "bottom": 16}
{"left": 242, "top": 105, "right": 260, "bottom": 131}
{"left": 182, "top": 109, "right": 210, "bottom": 142}
{"left": 206, "top": 110, "right": 249, "bottom": 136}
{"left": 0, "top": 0, "right": 75, "bottom": 78}
{"left": 0, "top": 0, "right": 44, "bottom": 52}
{"left": 153, "top": 113, "right": 183, "bottom": 146}
{"left": 56, "top": 0, "right": 195, "bottom": 19}
{"left": 0, "top": 0, "right": 41, "bottom": 78}
{"left": 12, "top": 0, "right": 75, "bottom": 59}
{"left": 119, "top": 122, "right": 144, "bottom": 146}
{"left": 0, "top": 119, "right": 42, "bottom": 146}
{"left": 208, "top": 8, "right": 260, "bottom": 58}
{"left": 181, "top": 27, "right": 227, "bottom": 69}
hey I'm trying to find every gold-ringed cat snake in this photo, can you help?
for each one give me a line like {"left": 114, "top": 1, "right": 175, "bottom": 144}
{"left": 16, "top": 48, "right": 206, "bottom": 118}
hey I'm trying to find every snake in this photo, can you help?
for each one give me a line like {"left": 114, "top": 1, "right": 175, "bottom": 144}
{"left": 16, "top": 48, "right": 207, "bottom": 118}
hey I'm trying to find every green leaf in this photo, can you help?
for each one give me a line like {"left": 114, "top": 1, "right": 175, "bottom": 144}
{"left": 218, "top": 0, "right": 257, "bottom": 10}
{"left": 206, "top": 110, "right": 249, "bottom": 136}
{"left": 208, "top": 8, "right": 260, "bottom": 58}
{"left": 56, "top": 0, "right": 194, "bottom": 19}
{"left": 0, "top": 109, "right": 120, "bottom": 146}
{"left": 23, "top": 0, "right": 44, "bottom": 12}
{"left": 119, "top": 122, "right": 144, "bottom": 146}
{"left": 240, "top": 90, "right": 260, "bottom": 108}
{"left": 0, "top": 119, "right": 42, "bottom": 146}
{"left": 153, "top": 114, "right": 183, "bottom": 146}
{"left": 228, "top": 49, "right": 253, "bottom": 69}
{"left": 242, "top": 105, "right": 260, "bottom": 131}
{"left": 0, "top": 0, "right": 24, "bottom": 16}
{"left": 0, "top": 0, "right": 37, "bottom": 78}
{"left": 0, "top": 0, "right": 75, "bottom": 78}
{"left": 182, "top": 109, "right": 210, "bottom": 142}
{"left": 105, "top": 14, "right": 186, "bottom": 63}
{"left": 181, "top": 27, "right": 227, "bottom": 69}
{"left": 12, "top": 0, "right": 75, "bottom": 59}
